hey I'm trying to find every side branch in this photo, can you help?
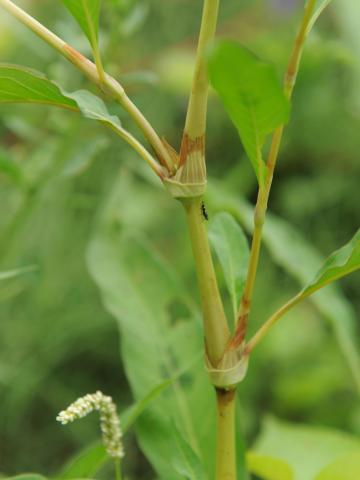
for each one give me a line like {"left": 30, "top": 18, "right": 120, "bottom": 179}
{"left": 0, "top": 0, "right": 175, "bottom": 173}
{"left": 230, "top": 0, "right": 317, "bottom": 349}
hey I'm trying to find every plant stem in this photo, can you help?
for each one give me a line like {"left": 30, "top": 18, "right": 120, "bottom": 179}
{"left": 0, "top": 0, "right": 175, "bottom": 173}
{"left": 180, "top": 0, "right": 228, "bottom": 368}
{"left": 182, "top": 197, "right": 229, "bottom": 367}
{"left": 215, "top": 388, "right": 237, "bottom": 480}
{"left": 106, "top": 122, "right": 165, "bottom": 178}
{"left": 183, "top": 0, "right": 219, "bottom": 140}
{"left": 231, "top": 0, "right": 318, "bottom": 348}
{"left": 114, "top": 459, "right": 122, "bottom": 480}
{"left": 179, "top": 0, "right": 219, "bottom": 169}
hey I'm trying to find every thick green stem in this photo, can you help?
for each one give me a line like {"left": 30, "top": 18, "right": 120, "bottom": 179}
{"left": 216, "top": 388, "right": 237, "bottom": 480}
{"left": 183, "top": 198, "right": 229, "bottom": 366}
{"left": 183, "top": 0, "right": 219, "bottom": 139}
{"left": 179, "top": 0, "right": 219, "bottom": 171}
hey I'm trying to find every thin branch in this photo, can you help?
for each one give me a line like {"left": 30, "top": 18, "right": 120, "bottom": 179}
{"left": 0, "top": 0, "right": 175, "bottom": 173}
{"left": 105, "top": 122, "right": 166, "bottom": 179}
{"left": 244, "top": 294, "right": 303, "bottom": 354}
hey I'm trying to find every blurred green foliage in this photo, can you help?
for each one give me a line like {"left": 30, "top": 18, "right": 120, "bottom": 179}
{"left": 0, "top": 0, "right": 359, "bottom": 478}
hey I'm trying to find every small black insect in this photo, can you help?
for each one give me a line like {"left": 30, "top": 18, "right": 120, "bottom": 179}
{"left": 201, "top": 201, "right": 209, "bottom": 221}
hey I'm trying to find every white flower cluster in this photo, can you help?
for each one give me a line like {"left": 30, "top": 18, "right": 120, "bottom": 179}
{"left": 57, "top": 390, "right": 124, "bottom": 459}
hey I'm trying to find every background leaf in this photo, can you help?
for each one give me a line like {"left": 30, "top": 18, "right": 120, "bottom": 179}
{"left": 0, "top": 266, "right": 36, "bottom": 281}
{"left": 61, "top": 0, "right": 101, "bottom": 49}
{"left": 171, "top": 427, "right": 207, "bottom": 480}
{"left": 208, "top": 212, "right": 249, "bottom": 323}
{"left": 246, "top": 451, "right": 293, "bottom": 480}
{"left": 208, "top": 41, "right": 290, "bottom": 185}
{"left": 86, "top": 174, "right": 216, "bottom": 479}
{"left": 315, "top": 451, "right": 360, "bottom": 480}
{"left": 252, "top": 416, "right": 360, "bottom": 480}
{"left": 4, "top": 476, "right": 47, "bottom": 480}
{"left": 0, "top": 65, "right": 77, "bottom": 109}
{"left": 57, "top": 443, "right": 106, "bottom": 480}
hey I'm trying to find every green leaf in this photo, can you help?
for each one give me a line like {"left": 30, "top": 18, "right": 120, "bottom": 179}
{"left": 315, "top": 451, "right": 360, "bottom": 480}
{"left": 0, "top": 64, "right": 77, "bottom": 109}
{"left": 172, "top": 427, "right": 207, "bottom": 480}
{"left": 307, "top": 1, "right": 333, "bottom": 35}
{"left": 61, "top": 137, "right": 109, "bottom": 178}
{"left": 246, "top": 451, "right": 293, "bottom": 480}
{"left": 86, "top": 172, "right": 231, "bottom": 479}
{"left": 0, "top": 148, "right": 23, "bottom": 184}
{"left": 57, "top": 443, "right": 106, "bottom": 480}
{"left": 58, "top": 379, "right": 174, "bottom": 479}
{"left": 65, "top": 90, "right": 121, "bottom": 126}
{"left": 253, "top": 416, "right": 360, "bottom": 480}
{"left": 0, "top": 266, "right": 37, "bottom": 281}
{"left": 4, "top": 476, "right": 47, "bottom": 480}
{"left": 121, "top": 378, "right": 173, "bottom": 432}
{"left": 208, "top": 41, "right": 290, "bottom": 185}
{"left": 61, "top": 0, "right": 101, "bottom": 50}
{"left": 208, "top": 212, "right": 249, "bottom": 323}
{"left": 301, "top": 229, "right": 360, "bottom": 298}
{"left": 0, "top": 65, "right": 123, "bottom": 135}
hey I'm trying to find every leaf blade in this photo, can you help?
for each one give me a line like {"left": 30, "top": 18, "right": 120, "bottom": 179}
{"left": 64, "top": 89, "right": 121, "bottom": 129}
{"left": 208, "top": 212, "right": 249, "bottom": 322}
{"left": 246, "top": 451, "right": 293, "bottom": 480}
{"left": 86, "top": 174, "right": 215, "bottom": 479}
{"left": 301, "top": 229, "right": 360, "bottom": 297}
{"left": 0, "top": 64, "right": 77, "bottom": 109}
{"left": 0, "top": 265, "right": 37, "bottom": 281}
{"left": 315, "top": 451, "right": 360, "bottom": 480}
{"left": 61, "top": 0, "right": 101, "bottom": 49}
{"left": 253, "top": 416, "right": 360, "bottom": 480}
{"left": 307, "top": 1, "right": 334, "bottom": 34}
{"left": 208, "top": 41, "right": 290, "bottom": 185}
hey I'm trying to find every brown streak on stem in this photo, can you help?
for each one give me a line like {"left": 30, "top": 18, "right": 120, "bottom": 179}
{"left": 216, "top": 387, "right": 236, "bottom": 406}
{"left": 228, "top": 315, "right": 247, "bottom": 350}
{"left": 179, "top": 133, "right": 205, "bottom": 166}
{"left": 63, "top": 44, "right": 87, "bottom": 63}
